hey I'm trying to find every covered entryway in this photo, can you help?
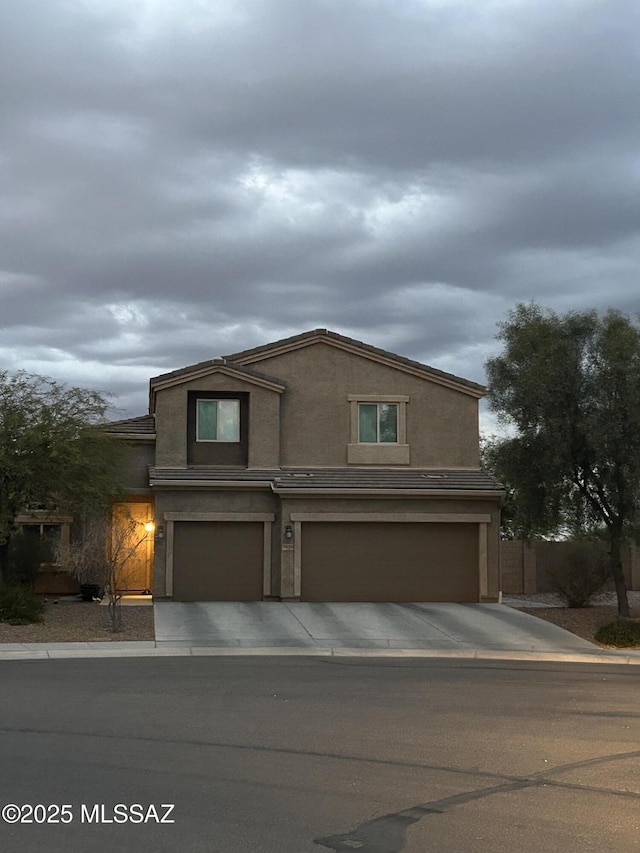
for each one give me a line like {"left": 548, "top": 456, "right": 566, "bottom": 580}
{"left": 300, "top": 521, "right": 479, "bottom": 602}
{"left": 112, "top": 501, "right": 154, "bottom": 593}
{"left": 172, "top": 521, "right": 265, "bottom": 601}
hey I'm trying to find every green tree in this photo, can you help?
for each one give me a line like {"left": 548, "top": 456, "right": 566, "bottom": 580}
{"left": 480, "top": 436, "right": 526, "bottom": 540}
{"left": 0, "top": 370, "right": 127, "bottom": 579}
{"left": 485, "top": 304, "right": 640, "bottom": 617}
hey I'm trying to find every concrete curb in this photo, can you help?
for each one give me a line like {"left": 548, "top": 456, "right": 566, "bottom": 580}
{"left": 1, "top": 643, "right": 639, "bottom": 665}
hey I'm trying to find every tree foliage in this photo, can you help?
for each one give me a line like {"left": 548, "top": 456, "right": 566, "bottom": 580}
{"left": 0, "top": 370, "right": 127, "bottom": 576}
{"left": 485, "top": 304, "right": 640, "bottom": 617}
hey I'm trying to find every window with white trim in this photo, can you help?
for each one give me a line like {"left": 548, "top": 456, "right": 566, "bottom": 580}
{"left": 196, "top": 399, "right": 240, "bottom": 442}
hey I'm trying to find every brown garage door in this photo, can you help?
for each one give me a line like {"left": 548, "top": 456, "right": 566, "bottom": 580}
{"left": 172, "top": 521, "right": 264, "bottom": 601}
{"left": 300, "top": 522, "right": 478, "bottom": 602}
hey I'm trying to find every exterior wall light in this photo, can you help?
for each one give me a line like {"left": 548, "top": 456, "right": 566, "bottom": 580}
{"left": 155, "top": 524, "right": 165, "bottom": 540}
{"left": 284, "top": 524, "right": 293, "bottom": 540}
{"left": 144, "top": 522, "right": 155, "bottom": 533}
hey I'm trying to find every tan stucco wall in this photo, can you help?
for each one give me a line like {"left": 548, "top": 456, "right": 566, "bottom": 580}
{"left": 154, "top": 374, "right": 281, "bottom": 468}
{"left": 245, "top": 342, "right": 480, "bottom": 468}
{"left": 120, "top": 441, "right": 155, "bottom": 492}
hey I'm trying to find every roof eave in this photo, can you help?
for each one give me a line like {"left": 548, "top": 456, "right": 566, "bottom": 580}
{"left": 272, "top": 488, "right": 504, "bottom": 497}
{"left": 149, "top": 479, "right": 273, "bottom": 489}
{"left": 149, "top": 364, "right": 285, "bottom": 412}
{"left": 110, "top": 433, "right": 157, "bottom": 441}
{"left": 227, "top": 330, "right": 485, "bottom": 398}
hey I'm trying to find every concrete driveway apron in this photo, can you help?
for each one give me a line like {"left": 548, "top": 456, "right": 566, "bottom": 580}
{"left": 153, "top": 601, "right": 597, "bottom": 653}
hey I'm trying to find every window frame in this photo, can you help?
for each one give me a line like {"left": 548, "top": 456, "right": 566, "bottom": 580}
{"left": 195, "top": 398, "right": 241, "bottom": 443}
{"left": 347, "top": 394, "right": 410, "bottom": 465}
{"left": 357, "top": 402, "right": 399, "bottom": 444}
{"left": 15, "top": 513, "right": 73, "bottom": 568}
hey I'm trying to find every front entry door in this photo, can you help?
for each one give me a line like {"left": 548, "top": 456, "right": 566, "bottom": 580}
{"left": 111, "top": 502, "right": 154, "bottom": 593}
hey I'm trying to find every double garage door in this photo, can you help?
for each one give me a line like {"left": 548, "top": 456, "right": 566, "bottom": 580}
{"left": 171, "top": 519, "right": 480, "bottom": 602}
{"left": 301, "top": 522, "right": 479, "bottom": 602}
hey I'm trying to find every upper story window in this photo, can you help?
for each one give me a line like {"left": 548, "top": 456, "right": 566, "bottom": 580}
{"left": 347, "top": 394, "right": 410, "bottom": 465}
{"left": 358, "top": 402, "right": 398, "bottom": 443}
{"left": 196, "top": 399, "right": 240, "bottom": 442}
{"left": 188, "top": 391, "right": 248, "bottom": 465}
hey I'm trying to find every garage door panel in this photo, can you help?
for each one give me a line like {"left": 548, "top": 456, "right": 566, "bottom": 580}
{"left": 301, "top": 522, "right": 478, "bottom": 602}
{"left": 173, "top": 521, "right": 263, "bottom": 601}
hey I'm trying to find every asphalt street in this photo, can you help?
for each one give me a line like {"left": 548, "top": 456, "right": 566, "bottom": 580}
{"left": 1, "top": 656, "right": 639, "bottom": 852}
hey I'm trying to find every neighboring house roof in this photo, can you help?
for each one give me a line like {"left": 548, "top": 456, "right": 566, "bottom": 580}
{"left": 149, "top": 466, "right": 503, "bottom": 495}
{"left": 104, "top": 414, "right": 156, "bottom": 438}
{"left": 224, "top": 328, "right": 486, "bottom": 398}
{"left": 148, "top": 360, "right": 286, "bottom": 411}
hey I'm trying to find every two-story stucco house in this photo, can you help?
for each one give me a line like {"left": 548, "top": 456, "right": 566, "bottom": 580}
{"left": 106, "top": 329, "right": 503, "bottom": 603}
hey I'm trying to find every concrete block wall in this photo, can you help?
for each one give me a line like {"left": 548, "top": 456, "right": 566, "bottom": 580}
{"left": 500, "top": 540, "right": 536, "bottom": 595}
{"left": 500, "top": 540, "right": 639, "bottom": 595}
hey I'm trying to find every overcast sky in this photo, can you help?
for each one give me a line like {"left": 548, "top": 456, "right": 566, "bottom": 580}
{"left": 1, "top": 0, "right": 638, "bottom": 431}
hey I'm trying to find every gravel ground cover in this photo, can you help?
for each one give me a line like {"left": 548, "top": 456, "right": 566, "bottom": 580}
{"left": 0, "top": 601, "right": 154, "bottom": 643}
{"left": 514, "top": 591, "right": 640, "bottom": 648}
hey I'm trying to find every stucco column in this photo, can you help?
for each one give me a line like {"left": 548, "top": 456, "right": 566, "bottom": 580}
{"left": 280, "top": 542, "right": 295, "bottom": 599}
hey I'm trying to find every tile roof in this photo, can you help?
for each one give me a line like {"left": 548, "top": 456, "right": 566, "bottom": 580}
{"left": 148, "top": 467, "right": 503, "bottom": 493}
{"left": 104, "top": 414, "right": 156, "bottom": 436}
{"left": 224, "top": 328, "right": 486, "bottom": 395}
{"left": 145, "top": 329, "right": 483, "bottom": 400}
{"left": 149, "top": 359, "right": 286, "bottom": 389}
{"left": 273, "top": 468, "right": 503, "bottom": 492}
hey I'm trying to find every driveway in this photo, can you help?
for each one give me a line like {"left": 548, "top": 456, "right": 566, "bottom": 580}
{"left": 154, "top": 601, "right": 596, "bottom": 653}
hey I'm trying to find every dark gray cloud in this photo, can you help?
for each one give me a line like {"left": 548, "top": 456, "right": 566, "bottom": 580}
{"left": 1, "top": 0, "right": 639, "bottom": 431}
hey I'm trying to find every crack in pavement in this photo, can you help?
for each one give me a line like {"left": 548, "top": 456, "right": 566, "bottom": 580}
{"left": 0, "top": 726, "right": 525, "bottom": 784}
{"left": 314, "top": 748, "right": 640, "bottom": 852}
{"left": 2, "top": 726, "right": 639, "bottom": 851}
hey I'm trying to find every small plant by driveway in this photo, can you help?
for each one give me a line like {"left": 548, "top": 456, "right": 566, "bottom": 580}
{"left": 595, "top": 619, "right": 640, "bottom": 648}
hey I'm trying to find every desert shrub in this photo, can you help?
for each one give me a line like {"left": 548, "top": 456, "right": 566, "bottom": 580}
{"left": 0, "top": 583, "right": 45, "bottom": 625}
{"left": 595, "top": 620, "right": 640, "bottom": 648}
{"left": 545, "top": 538, "right": 609, "bottom": 607}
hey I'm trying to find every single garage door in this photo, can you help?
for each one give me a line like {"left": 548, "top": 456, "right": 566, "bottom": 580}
{"left": 301, "top": 522, "right": 479, "bottom": 602}
{"left": 172, "top": 521, "right": 264, "bottom": 601}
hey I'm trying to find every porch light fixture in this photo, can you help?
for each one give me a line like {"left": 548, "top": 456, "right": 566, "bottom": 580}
{"left": 144, "top": 522, "right": 155, "bottom": 533}
{"left": 155, "top": 524, "right": 165, "bottom": 540}
{"left": 284, "top": 524, "right": 293, "bottom": 540}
